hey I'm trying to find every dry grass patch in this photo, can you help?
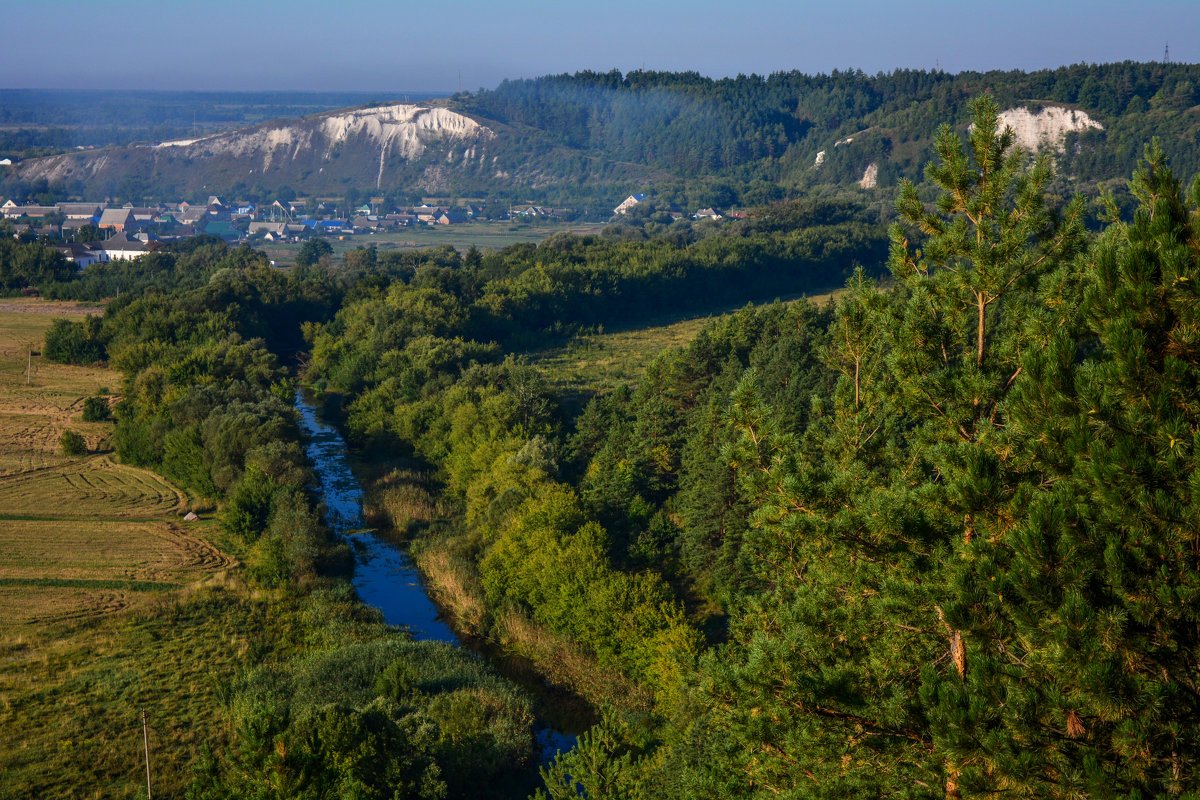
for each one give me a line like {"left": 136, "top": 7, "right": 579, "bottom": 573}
{"left": 0, "top": 585, "right": 133, "bottom": 625}
{"left": 494, "top": 610, "right": 653, "bottom": 713}
{"left": 0, "top": 456, "right": 184, "bottom": 518}
{"left": 0, "top": 518, "right": 231, "bottom": 583}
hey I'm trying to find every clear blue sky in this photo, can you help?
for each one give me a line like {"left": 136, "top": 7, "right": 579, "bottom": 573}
{"left": 4, "top": 0, "right": 1196, "bottom": 92}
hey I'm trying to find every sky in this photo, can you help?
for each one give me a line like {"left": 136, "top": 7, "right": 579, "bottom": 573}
{"left": 4, "top": 0, "right": 1198, "bottom": 92}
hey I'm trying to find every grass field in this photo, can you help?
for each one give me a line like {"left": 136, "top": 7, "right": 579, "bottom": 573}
{"left": 0, "top": 300, "right": 259, "bottom": 798}
{"left": 256, "top": 221, "right": 606, "bottom": 264}
{"left": 528, "top": 289, "right": 844, "bottom": 396}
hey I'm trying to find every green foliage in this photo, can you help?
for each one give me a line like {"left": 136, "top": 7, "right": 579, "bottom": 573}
{"left": 296, "top": 237, "right": 334, "bottom": 266}
{"left": 42, "top": 316, "right": 105, "bottom": 364}
{"left": 220, "top": 467, "right": 278, "bottom": 541}
{"left": 248, "top": 490, "right": 323, "bottom": 588}
{"left": 211, "top": 639, "right": 535, "bottom": 799}
{"left": 0, "top": 236, "right": 74, "bottom": 291}
{"left": 59, "top": 429, "right": 87, "bottom": 456}
{"left": 523, "top": 98, "right": 1200, "bottom": 799}
{"left": 80, "top": 395, "right": 111, "bottom": 422}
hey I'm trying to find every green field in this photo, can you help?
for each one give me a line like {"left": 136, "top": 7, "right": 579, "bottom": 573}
{"left": 528, "top": 289, "right": 843, "bottom": 396}
{"left": 257, "top": 221, "right": 607, "bottom": 264}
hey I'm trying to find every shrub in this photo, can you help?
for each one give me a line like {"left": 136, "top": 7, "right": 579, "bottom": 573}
{"left": 81, "top": 395, "right": 111, "bottom": 422}
{"left": 60, "top": 430, "right": 87, "bottom": 456}
{"left": 43, "top": 316, "right": 105, "bottom": 364}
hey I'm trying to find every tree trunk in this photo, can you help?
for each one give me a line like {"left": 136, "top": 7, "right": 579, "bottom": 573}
{"left": 976, "top": 292, "right": 986, "bottom": 367}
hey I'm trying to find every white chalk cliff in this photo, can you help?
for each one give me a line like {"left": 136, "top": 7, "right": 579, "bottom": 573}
{"left": 996, "top": 106, "right": 1103, "bottom": 153}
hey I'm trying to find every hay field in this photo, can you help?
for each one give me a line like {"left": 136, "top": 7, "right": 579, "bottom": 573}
{"left": 0, "top": 299, "right": 257, "bottom": 797}
{"left": 0, "top": 300, "right": 223, "bottom": 623}
{"left": 0, "top": 298, "right": 115, "bottom": 475}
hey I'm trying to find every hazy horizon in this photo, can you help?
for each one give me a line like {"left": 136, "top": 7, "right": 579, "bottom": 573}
{"left": 3, "top": 0, "right": 1197, "bottom": 93}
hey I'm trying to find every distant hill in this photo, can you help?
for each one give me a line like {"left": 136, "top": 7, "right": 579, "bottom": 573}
{"left": 5, "top": 62, "right": 1199, "bottom": 208}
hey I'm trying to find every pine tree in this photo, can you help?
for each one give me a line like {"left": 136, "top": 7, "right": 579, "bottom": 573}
{"left": 980, "top": 143, "right": 1200, "bottom": 796}
{"left": 883, "top": 96, "right": 1086, "bottom": 796}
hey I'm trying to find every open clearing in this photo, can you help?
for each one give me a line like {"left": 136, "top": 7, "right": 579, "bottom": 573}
{"left": 0, "top": 300, "right": 252, "bottom": 798}
{"left": 529, "top": 289, "right": 843, "bottom": 396}
{"left": 258, "top": 220, "right": 607, "bottom": 263}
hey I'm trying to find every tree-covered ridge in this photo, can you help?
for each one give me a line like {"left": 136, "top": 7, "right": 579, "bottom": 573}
{"left": 463, "top": 62, "right": 1200, "bottom": 190}
{"left": 4, "top": 63, "right": 1196, "bottom": 208}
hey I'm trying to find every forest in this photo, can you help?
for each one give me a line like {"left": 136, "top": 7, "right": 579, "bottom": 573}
{"left": 460, "top": 61, "right": 1200, "bottom": 193}
{"left": 34, "top": 96, "right": 1200, "bottom": 797}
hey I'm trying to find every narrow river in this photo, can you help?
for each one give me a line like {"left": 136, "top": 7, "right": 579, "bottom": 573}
{"left": 295, "top": 393, "right": 578, "bottom": 762}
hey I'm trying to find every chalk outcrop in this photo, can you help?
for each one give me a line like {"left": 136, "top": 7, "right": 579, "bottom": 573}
{"left": 858, "top": 162, "right": 878, "bottom": 189}
{"left": 14, "top": 104, "right": 497, "bottom": 194}
{"left": 996, "top": 106, "right": 1103, "bottom": 153}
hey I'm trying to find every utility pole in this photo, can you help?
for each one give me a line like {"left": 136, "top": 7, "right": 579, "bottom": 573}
{"left": 25, "top": 344, "right": 32, "bottom": 386}
{"left": 141, "top": 709, "right": 152, "bottom": 800}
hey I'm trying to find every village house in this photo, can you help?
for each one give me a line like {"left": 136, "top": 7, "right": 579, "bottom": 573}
{"left": 61, "top": 219, "right": 97, "bottom": 237}
{"left": 613, "top": 193, "right": 646, "bottom": 215}
{"left": 436, "top": 208, "right": 468, "bottom": 225}
{"left": 3, "top": 204, "right": 58, "bottom": 220}
{"left": 52, "top": 242, "right": 102, "bottom": 269}
{"left": 56, "top": 203, "right": 103, "bottom": 221}
{"left": 92, "top": 231, "right": 150, "bottom": 261}
{"left": 98, "top": 208, "right": 135, "bottom": 231}
{"left": 177, "top": 206, "right": 208, "bottom": 226}
{"left": 123, "top": 206, "right": 161, "bottom": 223}
{"left": 249, "top": 221, "right": 287, "bottom": 237}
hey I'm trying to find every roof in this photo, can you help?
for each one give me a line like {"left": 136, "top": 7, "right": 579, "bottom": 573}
{"left": 5, "top": 205, "right": 57, "bottom": 217}
{"left": 203, "top": 221, "right": 240, "bottom": 239}
{"left": 97, "top": 232, "right": 149, "bottom": 252}
{"left": 54, "top": 243, "right": 99, "bottom": 259}
{"left": 56, "top": 203, "right": 102, "bottom": 217}
{"left": 98, "top": 208, "right": 134, "bottom": 225}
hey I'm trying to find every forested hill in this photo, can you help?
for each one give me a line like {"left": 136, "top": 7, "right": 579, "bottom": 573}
{"left": 5, "top": 62, "right": 1199, "bottom": 207}
{"left": 461, "top": 62, "right": 1200, "bottom": 190}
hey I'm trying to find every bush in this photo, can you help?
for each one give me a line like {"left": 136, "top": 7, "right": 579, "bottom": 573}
{"left": 43, "top": 316, "right": 105, "bottom": 364}
{"left": 81, "top": 395, "right": 111, "bottom": 422}
{"left": 60, "top": 430, "right": 87, "bottom": 456}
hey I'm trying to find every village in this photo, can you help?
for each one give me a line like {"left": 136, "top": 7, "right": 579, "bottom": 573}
{"left": 0, "top": 195, "right": 504, "bottom": 262}
{"left": 1, "top": 192, "right": 736, "bottom": 267}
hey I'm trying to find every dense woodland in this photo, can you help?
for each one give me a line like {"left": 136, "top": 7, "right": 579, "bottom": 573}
{"left": 36, "top": 97, "right": 1200, "bottom": 797}
{"left": 461, "top": 62, "right": 1200, "bottom": 196}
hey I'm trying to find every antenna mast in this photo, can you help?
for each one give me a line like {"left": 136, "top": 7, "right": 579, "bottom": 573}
{"left": 1164, "top": 42, "right": 1170, "bottom": 64}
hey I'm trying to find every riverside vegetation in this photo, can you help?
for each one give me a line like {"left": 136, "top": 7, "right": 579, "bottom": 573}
{"left": 15, "top": 97, "right": 1200, "bottom": 797}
